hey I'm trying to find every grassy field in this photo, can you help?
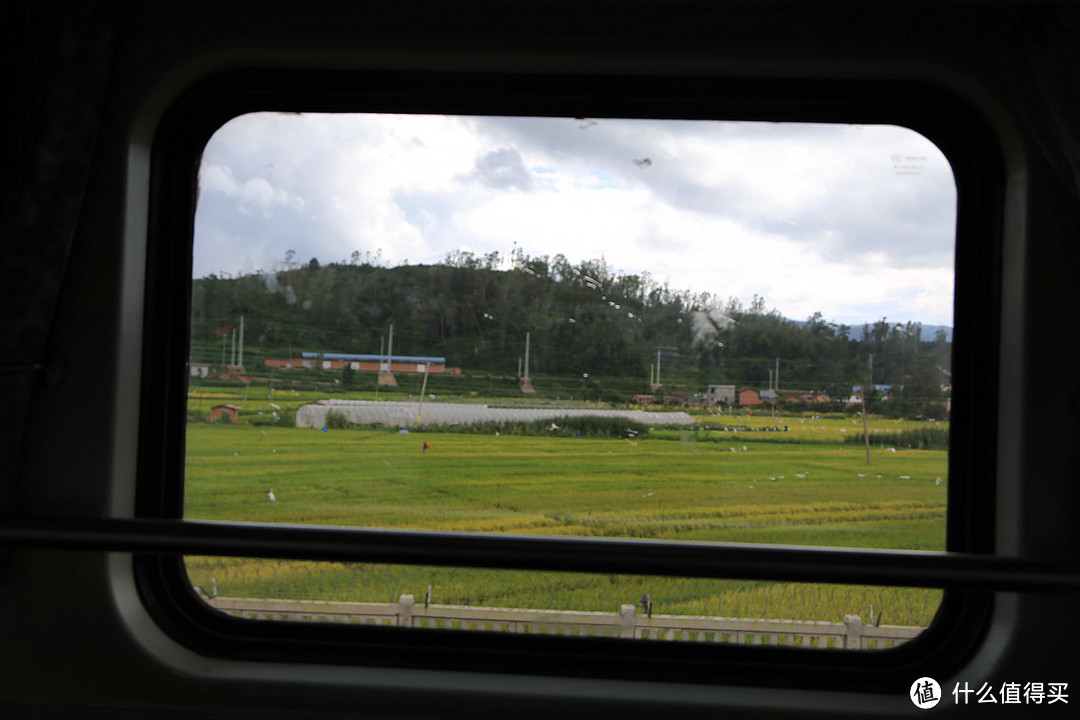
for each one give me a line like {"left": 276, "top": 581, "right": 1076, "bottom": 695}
{"left": 184, "top": 422, "right": 948, "bottom": 626}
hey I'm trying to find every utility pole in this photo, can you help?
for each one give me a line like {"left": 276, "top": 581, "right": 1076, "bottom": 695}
{"left": 231, "top": 328, "right": 236, "bottom": 366}
{"left": 524, "top": 332, "right": 530, "bottom": 380}
{"left": 519, "top": 332, "right": 535, "bottom": 394}
{"left": 377, "top": 325, "right": 398, "bottom": 389}
{"left": 768, "top": 368, "right": 776, "bottom": 421}
{"left": 862, "top": 354, "right": 873, "bottom": 465}
{"left": 775, "top": 357, "right": 780, "bottom": 391}
{"left": 652, "top": 347, "right": 678, "bottom": 389}
{"left": 416, "top": 366, "right": 430, "bottom": 424}
{"left": 239, "top": 315, "right": 245, "bottom": 368}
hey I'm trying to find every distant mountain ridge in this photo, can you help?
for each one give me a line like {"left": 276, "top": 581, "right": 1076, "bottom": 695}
{"left": 853, "top": 323, "right": 952, "bottom": 343}
{"left": 190, "top": 260, "right": 953, "bottom": 391}
{"left": 789, "top": 319, "right": 952, "bottom": 343}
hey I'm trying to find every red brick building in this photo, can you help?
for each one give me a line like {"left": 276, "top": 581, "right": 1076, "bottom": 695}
{"left": 208, "top": 404, "right": 239, "bottom": 422}
{"left": 735, "top": 387, "right": 761, "bottom": 406}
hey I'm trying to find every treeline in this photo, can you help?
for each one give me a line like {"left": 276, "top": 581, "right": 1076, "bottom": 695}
{"left": 190, "top": 251, "right": 951, "bottom": 404}
{"left": 323, "top": 415, "right": 653, "bottom": 440}
{"left": 845, "top": 428, "right": 950, "bottom": 450}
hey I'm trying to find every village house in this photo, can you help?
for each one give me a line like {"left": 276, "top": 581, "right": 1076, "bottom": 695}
{"left": 704, "top": 384, "right": 736, "bottom": 406}
{"left": 208, "top": 404, "right": 239, "bottom": 423}
{"left": 735, "top": 387, "right": 761, "bottom": 406}
{"left": 777, "top": 389, "right": 816, "bottom": 403}
{"left": 264, "top": 352, "right": 455, "bottom": 375}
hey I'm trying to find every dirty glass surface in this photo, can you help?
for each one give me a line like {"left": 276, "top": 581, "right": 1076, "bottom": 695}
{"left": 185, "top": 113, "right": 955, "bottom": 641}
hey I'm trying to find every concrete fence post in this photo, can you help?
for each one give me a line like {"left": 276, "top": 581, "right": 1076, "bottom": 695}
{"left": 398, "top": 594, "right": 415, "bottom": 628}
{"left": 620, "top": 604, "right": 637, "bottom": 639}
{"left": 209, "top": 598, "right": 924, "bottom": 647}
{"left": 844, "top": 614, "right": 863, "bottom": 650}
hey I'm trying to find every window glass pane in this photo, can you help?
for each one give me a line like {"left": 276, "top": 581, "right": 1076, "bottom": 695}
{"left": 186, "top": 113, "right": 955, "bottom": 643}
{"left": 188, "top": 557, "right": 941, "bottom": 648}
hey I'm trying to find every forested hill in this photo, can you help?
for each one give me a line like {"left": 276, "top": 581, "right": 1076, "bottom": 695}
{"left": 190, "top": 252, "right": 951, "bottom": 396}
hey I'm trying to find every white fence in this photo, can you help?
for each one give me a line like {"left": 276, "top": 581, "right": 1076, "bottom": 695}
{"left": 207, "top": 595, "right": 922, "bottom": 650}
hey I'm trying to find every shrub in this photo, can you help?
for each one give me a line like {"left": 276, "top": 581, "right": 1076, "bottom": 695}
{"left": 325, "top": 410, "right": 350, "bottom": 429}
{"left": 845, "top": 427, "right": 949, "bottom": 450}
{"left": 408, "top": 416, "right": 650, "bottom": 439}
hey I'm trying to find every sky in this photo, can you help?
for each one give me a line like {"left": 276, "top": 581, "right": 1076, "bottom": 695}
{"left": 193, "top": 112, "right": 956, "bottom": 327}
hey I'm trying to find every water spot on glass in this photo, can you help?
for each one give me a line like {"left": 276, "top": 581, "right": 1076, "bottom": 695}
{"left": 627, "top": 313, "right": 634, "bottom": 318}
{"left": 301, "top": 299, "right": 313, "bottom": 310}
{"left": 284, "top": 286, "right": 297, "bottom": 305}
{"left": 615, "top": 304, "right": 621, "bottom": 309}
{"left": 568, "top": 318, "right": 576, "bottom": 324}
{"left": 583, "top": 373, "right": 589, "bottom": 378}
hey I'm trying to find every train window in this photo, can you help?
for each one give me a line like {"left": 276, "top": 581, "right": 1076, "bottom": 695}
{"left": 184, "top": 112, "right": 951, "bottom": 630}
{"left": 137, "top": 72, "right": 999, "bottom": 689}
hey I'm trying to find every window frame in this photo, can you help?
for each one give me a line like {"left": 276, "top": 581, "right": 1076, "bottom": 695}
{"left": 134, "top": 68, "right": 1002, "bottom": 691}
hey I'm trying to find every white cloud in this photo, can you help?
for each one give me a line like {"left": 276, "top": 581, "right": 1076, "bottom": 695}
{"left": 200, "top": 164, "right": 306, "bottom": 217}
{"left": 191, "top": 223, "right": 276, "bottom": 279}
{"left": 193, "top": 113, "right": 957, "bottom": 325}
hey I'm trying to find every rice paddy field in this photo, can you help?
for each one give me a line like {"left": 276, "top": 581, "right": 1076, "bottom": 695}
{"left": 184, "top": 414, "right": 949, "bottom": 627}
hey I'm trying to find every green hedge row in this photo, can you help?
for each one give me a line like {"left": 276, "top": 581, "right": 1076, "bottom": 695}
{"left": 401, "top": 415, "right": 651, "bottom": 439}
{"left": 845, "top": 427, "right": 949, "bottom": 450}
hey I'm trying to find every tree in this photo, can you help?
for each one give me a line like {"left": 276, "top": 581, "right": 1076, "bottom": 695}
{"left": 186, "top": 258, "right": 951, "bottom": 419}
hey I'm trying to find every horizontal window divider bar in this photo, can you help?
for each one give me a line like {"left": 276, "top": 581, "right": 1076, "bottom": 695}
{"left": 1, "top": 518, "right": 1077, "bottom": 593}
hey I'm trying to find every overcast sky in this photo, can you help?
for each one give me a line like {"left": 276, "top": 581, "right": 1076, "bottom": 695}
{"left": 194, "top": 112, "right": 956, "bottom": 327}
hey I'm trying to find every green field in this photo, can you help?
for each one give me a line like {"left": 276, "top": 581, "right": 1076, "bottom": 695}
{"left": 184, "top": 421, "right": 948, "bottom": 626}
